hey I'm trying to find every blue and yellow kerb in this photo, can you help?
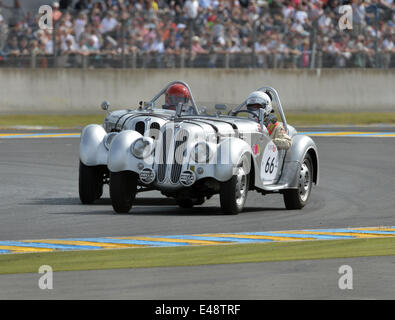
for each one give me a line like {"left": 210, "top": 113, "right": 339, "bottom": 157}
{"left": 1, "top": 227, "right": 394, "bottom": 254}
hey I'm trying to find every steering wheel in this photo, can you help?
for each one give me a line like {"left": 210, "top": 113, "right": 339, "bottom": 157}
{"left": 231, "top": 110, "right": 259, "bottom": 120}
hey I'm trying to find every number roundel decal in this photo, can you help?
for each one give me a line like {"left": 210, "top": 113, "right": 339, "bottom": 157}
{"left": 260, "top": 142, "right": 279, "bottom": 182}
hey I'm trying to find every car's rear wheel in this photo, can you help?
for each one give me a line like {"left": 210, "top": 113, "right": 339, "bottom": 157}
{"left": 283, "top": 153, "right": 313, "bottom": 210}
{"left": 79, "top": 161, "right": 104, "bottom": 204}
{"left": 110, "top": 171, "right": 138, "bottom": 213}
{"left": 220, "top": 155, "right": 250, "bottom": 215}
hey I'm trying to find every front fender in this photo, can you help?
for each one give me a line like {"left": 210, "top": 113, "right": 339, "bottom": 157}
{"left": 278, "top": 134, "right": 319, "bottom": 188}
{"left": 215, "top": 137, "right": 253, "bottom": 181}
{"left": 80, "top": 124, "right": 108, "bottom": 166}
{"left": 107, "top": 130, "right": 143, "bottom": 173}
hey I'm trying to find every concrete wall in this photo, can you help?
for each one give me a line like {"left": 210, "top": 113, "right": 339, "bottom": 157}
{"left": 0, "top": 68, "right": 394, "bottom": 114}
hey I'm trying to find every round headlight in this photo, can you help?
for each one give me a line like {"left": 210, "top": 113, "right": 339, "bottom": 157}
{"left": 191, "top": 142, "right": 211, "bottom": 163}
{"left": 131, "top": 137, "right": 154, "bottom": 159}
{"left": 103, "top": 132, "right": 118, "bottom": 150}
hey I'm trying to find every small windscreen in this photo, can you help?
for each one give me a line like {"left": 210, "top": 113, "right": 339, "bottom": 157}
{"left": 167, "top": 95, "right": 189, "bottom": 107}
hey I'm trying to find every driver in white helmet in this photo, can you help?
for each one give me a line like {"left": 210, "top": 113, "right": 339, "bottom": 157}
{"left": 246, "top": 91, "right": 292, "bottom": 150}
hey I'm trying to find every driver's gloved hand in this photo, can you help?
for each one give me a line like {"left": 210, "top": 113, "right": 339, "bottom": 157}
{"left": 264, "top": 114, "right": 278, "bottom": 127}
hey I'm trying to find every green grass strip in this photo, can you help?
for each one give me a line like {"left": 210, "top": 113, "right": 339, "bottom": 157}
{"left": 0, "top": 112, "right": 395, "bottom": 128}
{"left": 0, "top": 115, "right": 104, "bottom": 128}
{"left": 286, "top": 112, "right": 395, "bottom": 126}
{"left": 1, "top": 237, "right": 394, "bottom": 275}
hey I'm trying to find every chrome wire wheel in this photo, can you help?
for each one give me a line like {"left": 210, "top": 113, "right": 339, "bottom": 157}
{"left": 220, "top": 154, "right": 250, "bottom": 215}
{"left": 299, "top": 160, "right": 311, "bottom": 203}
{"left": 283, "top": 153, "right": 314, "bottom": 210}
{"left": 235, "top": 166, "right": 248, "bottom": 207}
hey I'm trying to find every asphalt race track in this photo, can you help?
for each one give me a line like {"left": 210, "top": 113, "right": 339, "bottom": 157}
{"left": 2, "top": 256, "right": 395, "bottom": 299}
{"left": 0, "top": 127, "right": 394, "bottom": 299}
{"left": 1, "top": 127, "right": 394, "bottom": 240}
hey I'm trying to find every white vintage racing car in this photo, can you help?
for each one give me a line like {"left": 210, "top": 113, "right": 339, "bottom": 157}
{"left": 79, "top": 81, "right": 319, "bottom": 214}
{"left": 78, "top": 81, "right": 200, "bottom": 204}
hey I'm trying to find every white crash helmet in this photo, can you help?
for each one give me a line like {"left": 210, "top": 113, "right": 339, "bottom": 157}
{"left": 246, "top": 91, "right": 273, "bottom": 117}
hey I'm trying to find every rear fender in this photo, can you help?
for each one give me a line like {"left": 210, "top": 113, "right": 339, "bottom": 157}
{"left": 278, "top": 134, "right": 319, "bottom": 188}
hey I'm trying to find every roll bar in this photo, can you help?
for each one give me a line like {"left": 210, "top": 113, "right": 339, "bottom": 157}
{"left": 146, "top": 80, "right": 200, "bottom": 115}
{"left": 231, "top": 86, "right": 288, "bottom": 133}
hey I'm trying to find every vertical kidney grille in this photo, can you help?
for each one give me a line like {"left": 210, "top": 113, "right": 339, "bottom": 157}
{"left": 171, "top": 130, "right": 188, "bottom": 183}
{"left": 135, "top": 121, "right": 145, "bottom": 135}
{"left": 149, "top": 122, "right": 160, "bottom": 139}
{"left": 157, "top": 127, "right": 189, "bottom": 184}
{"left": 158, "top": 128, "right": 172, "bottom": 182}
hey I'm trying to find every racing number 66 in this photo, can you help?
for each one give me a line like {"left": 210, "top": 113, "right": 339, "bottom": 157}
{"left": 260, "top": 141, "right": 279, "bottom": 183}
{"left": 265, "top": 157, "right": 276, "bottom": 174}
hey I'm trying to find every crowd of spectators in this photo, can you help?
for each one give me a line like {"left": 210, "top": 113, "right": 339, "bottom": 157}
{"left": 0, "top": 0, "right": 394, "bottom": 68}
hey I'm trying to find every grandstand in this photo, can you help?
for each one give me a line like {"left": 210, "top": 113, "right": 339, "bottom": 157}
{"left": 0, "top": 0, "right": 393, "bottom": 68}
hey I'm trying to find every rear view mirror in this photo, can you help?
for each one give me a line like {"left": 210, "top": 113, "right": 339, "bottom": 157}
{"left": 101, "top": 101, "right": 110, "bottom": 112}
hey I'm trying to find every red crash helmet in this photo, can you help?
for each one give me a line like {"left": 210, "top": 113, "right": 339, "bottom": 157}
{"left": 165, "top": 84, "right": 190, "bottom": 109}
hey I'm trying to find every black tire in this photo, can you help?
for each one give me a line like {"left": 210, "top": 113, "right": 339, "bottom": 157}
{"left": 220, "top": 155, "right": 250, "bottom": 215}
{"left": 79, "top": 161, "right": 104, "bottom": 204}
{"left": 109, "top": 171, "right": 138, "bottom": 213}
{"left": 283, "top": 153, "right": 313, "bottom": 210}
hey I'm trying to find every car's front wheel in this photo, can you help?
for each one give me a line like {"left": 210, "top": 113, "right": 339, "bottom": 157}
{"left": 109, "top": 171, "right": 138, "bottom": 213}
{"left": 219, "top": 155, "right": 250, "bottom": 215}
{"left": 283, "top": 153, "right": 313, "bottom": 210}
{"left": 79, "top": 161, "right": 104, "bottom": 204}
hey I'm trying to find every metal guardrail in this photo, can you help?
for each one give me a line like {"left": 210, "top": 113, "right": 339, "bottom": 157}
{"left": 17, "top": 51, "right": 388, "bottom": 69}
{"left": 1, "top": 51, "right": 393, "bottom": 69}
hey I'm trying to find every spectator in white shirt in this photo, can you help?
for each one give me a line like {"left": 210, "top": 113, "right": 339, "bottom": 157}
{"left": 100, "top": 12, "right": 118, "bottom": 34}
{"left": 184, "top": 0, "right": 199, "bottom": 19}
{"left": 74, "top": 13, "right": 87, "bottom": 41}
{"left": 381, "top": 35, "right": 394, "bottom": 68}
{"left": 255, "top": 38, "right": 269, "bottom": 67}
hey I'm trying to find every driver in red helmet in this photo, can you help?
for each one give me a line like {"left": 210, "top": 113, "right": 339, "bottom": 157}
{"left": 163, "top": 84, "right": 191, "bottom": 110}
